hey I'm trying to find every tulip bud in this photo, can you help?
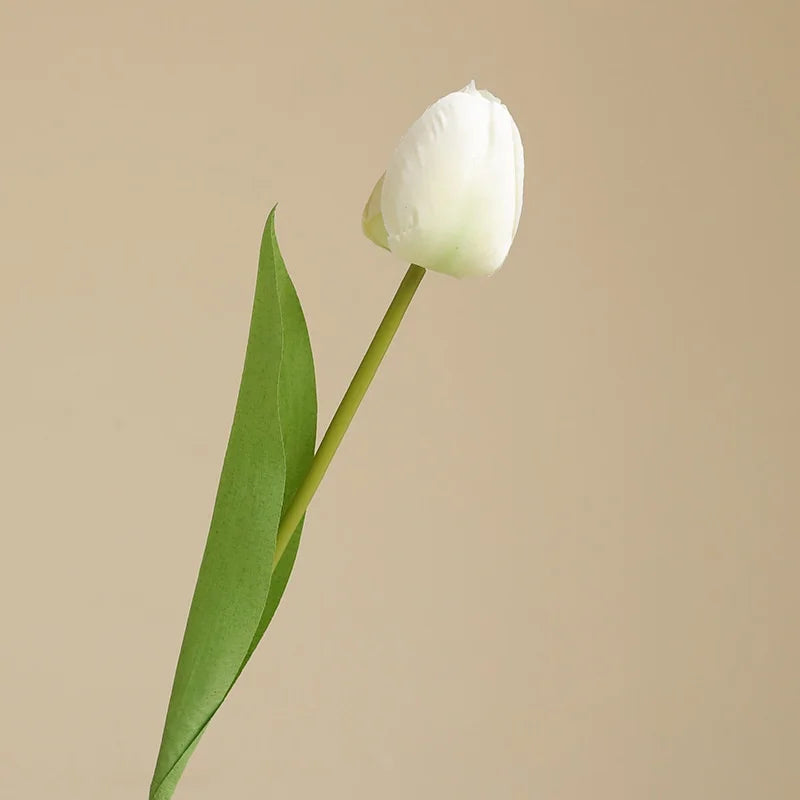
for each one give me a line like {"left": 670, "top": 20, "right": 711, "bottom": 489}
{"left": 362, "top": 81, "right": 524, "bottom": 279}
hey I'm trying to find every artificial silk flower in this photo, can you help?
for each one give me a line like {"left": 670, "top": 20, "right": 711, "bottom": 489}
{"left": 362, "top": 80, "right": 524, "bottom": 278}
{"left": 152, "top": 80, "right": 527, "bottom": 800}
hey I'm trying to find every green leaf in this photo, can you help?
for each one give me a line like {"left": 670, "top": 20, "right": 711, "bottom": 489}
{"left": 149, "top": 208, "right": 317, "bottom": 800}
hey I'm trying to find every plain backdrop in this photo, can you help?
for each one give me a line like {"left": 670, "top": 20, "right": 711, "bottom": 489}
{"left": 2, "top": 1, "right": 798, "bottom": 798}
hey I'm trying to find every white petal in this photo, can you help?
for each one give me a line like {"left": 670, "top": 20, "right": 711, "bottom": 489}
{"left": 380, "top": 86, "right": 522, "bottom": 278}
{"left": 511, "top": 117, "right": 525, "bottom": 240}
{"left": 361, "top": 172, "right": 389, "bottom": 250}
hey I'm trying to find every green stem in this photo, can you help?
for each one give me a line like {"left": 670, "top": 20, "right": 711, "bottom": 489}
{"left": 273, "top": 263, "right": 426, "bottom": 567}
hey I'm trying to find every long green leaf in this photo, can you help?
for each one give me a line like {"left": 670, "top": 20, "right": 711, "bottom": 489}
{"left": 149, "top": 208, "right": 317, "bottom": 800}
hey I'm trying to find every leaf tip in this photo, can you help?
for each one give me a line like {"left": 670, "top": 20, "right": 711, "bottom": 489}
{"left": 259, "top": 204, "right": 282, "bottom": 260}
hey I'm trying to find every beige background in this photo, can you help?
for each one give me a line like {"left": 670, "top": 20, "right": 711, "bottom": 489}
{"left": 2, "top": 1, "right": 798, "bottom": 797}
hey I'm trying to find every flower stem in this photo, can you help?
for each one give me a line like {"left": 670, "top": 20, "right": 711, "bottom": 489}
{"left": 273, "top": 263, "right": 426, "bottom": 567}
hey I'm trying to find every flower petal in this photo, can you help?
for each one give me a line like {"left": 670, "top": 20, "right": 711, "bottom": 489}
{"left": 361, "top": 173, "right": 390, "bottom": 250}
{"left": 380, "top": 85, "right": 520, "bottom": 278}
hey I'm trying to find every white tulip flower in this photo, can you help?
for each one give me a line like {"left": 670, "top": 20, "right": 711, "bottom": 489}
{"left": 362, "top": 80, "right": 524, "bottom": 279}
